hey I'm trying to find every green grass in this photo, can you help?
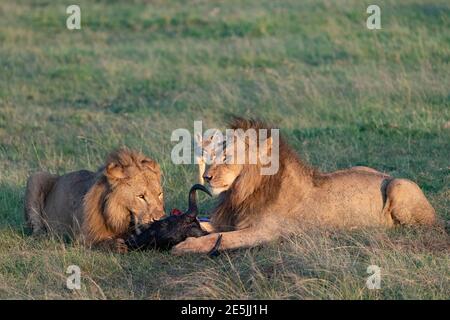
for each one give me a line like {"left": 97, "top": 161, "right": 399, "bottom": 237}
{"left": 0, "top": 0, "right": 449, "bottom": 299}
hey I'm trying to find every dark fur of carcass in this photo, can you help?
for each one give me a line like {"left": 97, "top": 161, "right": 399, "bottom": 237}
{"left": 125, "top": 184, "right": 217, "bottom": 252}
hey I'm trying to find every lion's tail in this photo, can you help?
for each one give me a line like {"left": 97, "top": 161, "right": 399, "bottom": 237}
{"left": 24, "top": 171, "right": 58, "bottom": 234}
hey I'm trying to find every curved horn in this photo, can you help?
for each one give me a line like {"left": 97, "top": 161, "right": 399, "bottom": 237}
{"left": 186, "top": 184, "right": 212, "bottom": 216}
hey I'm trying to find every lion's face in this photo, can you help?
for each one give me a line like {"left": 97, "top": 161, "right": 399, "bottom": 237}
{"left": 104, "top": 155, "right": 165, "bottom": 233}
{"left": 202, "top": 133, "right": 274, "bottom": 196}
{"left": 203, "top": 161, "right": 243, "bottom": 196}
{"left": 111, "top": 170, "right": 164, "bottom": 224}
{"left": 202, "top": 133, "right": 245, "bottom": 195}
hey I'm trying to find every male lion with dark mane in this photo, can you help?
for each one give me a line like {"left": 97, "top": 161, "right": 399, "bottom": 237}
{"left": 24, "top": 148, "right": 164, "bottom": 251}
{"left": 172, "top": 118, "right": 437, "bottom": 255}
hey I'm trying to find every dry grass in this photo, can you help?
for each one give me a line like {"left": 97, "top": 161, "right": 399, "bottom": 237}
{"left": 175, "top": 227, "right": 450, "bottom": 299}
{"left": 1, "top": 226, "right": 447, "bottom": 299}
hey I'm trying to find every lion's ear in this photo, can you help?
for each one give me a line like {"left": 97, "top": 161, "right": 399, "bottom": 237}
{"left": 106, "top": 162, "right": 127, "bottom": 180}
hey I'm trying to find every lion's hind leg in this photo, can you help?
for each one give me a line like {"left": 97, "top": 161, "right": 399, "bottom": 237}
{"left": 384, "top": 179, "right": 436, "bottom": 226}
{"left": 24, "top": 171, "right": 58, "bottom": 234}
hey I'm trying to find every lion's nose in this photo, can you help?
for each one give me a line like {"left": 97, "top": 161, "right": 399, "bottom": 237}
{"left": 156, "top": 210, "right": 165, "bottom": 219}
{"left": 203, "top": 174, "right": 212, "bottom": 183}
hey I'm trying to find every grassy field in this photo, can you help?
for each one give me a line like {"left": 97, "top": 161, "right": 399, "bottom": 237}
{"left": 0, "top": 0, "right": 449, "bottom": 299}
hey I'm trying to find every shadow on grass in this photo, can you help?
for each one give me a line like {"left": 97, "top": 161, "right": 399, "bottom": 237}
{"left": 0, "top": 183, "right": 25, "bottom": 230}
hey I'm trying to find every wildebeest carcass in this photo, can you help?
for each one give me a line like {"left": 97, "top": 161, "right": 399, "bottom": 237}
{"left": 125, "top": 184, "right": 221, "bottom": 256}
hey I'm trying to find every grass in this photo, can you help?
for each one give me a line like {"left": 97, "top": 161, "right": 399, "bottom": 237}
{"left": 0, "top": 0, "right": 449, "bottom": 299}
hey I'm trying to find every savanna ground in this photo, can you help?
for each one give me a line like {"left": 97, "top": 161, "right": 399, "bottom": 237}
{"left": 0, "top": 0, "right": 449, "bottom": 299}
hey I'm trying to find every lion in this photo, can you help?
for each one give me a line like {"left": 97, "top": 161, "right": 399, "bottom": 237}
{"left": 24, "top": 148, "right": 165, "bottom": 251}
{"left": 172, "top": 118, "right": 437, "bottom": 254}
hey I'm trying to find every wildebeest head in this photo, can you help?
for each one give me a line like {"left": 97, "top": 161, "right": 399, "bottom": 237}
{"left": 125, "top": 184, "right": 211, "bottom": 251}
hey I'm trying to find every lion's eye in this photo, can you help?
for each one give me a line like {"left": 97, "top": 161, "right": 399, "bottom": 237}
{"left": 158, "top": 192, "right": 163, "bottom": 200}
{"left": 138, "top": 194, "right": 145, "bottom": 200}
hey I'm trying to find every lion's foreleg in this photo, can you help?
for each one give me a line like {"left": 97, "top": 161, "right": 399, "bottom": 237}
{"left": 172, "top": 228, "right": 277, "bottom": 255}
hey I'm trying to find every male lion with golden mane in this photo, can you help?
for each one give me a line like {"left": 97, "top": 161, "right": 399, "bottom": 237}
{"left": 172, "top": 118, "right": 437, "bottom": 255}
{"left": 24, "top": 148, "right": 164, "bottom": 251}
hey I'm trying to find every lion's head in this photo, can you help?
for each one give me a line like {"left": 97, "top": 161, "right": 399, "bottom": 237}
{"left": 202, "top": 118, "right": 309, "bottom": 231}
{"left": 83, "top": 148, "right": 165, "bottom": 243}
{"left": 203, "top": 118, "right": 276, "bottom": 196}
